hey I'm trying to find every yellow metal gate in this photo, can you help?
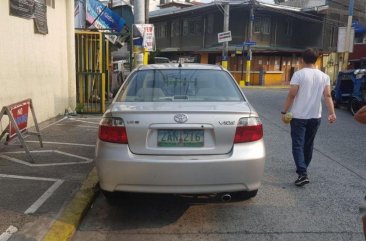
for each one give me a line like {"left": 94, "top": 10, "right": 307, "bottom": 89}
{"left": 75, "top": 31, "right": 109, "bottom": 113}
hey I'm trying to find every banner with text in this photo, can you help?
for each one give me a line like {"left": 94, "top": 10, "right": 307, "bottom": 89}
{"left": 133, "top": 24, "right": 156, "bottom": 52}
{"left": 86, "top": 0, "right": 126, "bottom": 44}
{"left": 8, "top": 100, "right": 30, "bottom": 139}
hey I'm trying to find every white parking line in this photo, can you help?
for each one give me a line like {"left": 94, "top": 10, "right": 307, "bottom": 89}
{"left": 55, "top": 124, "right": 99, "bottom": 129}
{"left": 0, "top": 225, "right": 18, "bottom": 241}
{"left": 24, "top": 180, "right": 64, "bottom": 214}
{"left": 40, "top": 117, "right": 68, "bottom": 131}
{"left": 68, "top": 118, "right": 99, "bottom": 125}
{"left": 0, "top": 150, "right": 93, "bottom": 167}
{"left": 25, "top": 141, "right": 95, "bottom": 147}
{"left": 0, "top": 174, "right": 64, "bottom": 214}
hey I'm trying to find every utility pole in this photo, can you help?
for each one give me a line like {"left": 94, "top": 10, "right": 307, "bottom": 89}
{"left": 145, "top": 0, "right": 149, "bottom": 24}
{"left": 246, "top": 0, "right": 254, "bottom": 86}
{"left": 342, "top": 0, "right": 355, "bottom": 70}
{"left": 222, "top": 1, "right": 230, "bottom": 69}
{"left": 134, "top": 0, "right": 145, "bottom": 66}
{"left": 144, "top": 0, "right": 150, "bottom": 65}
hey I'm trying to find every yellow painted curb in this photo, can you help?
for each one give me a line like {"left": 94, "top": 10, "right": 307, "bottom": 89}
{"left": 42, "top": 168, "right": 99, "bottom": 241}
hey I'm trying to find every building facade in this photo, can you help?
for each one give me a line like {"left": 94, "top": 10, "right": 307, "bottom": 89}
{"left": 0, "top": 0, "right": 76, "bottom": 129}
{"left": 282, "top": 0, "right": 366, "bottom": 80}
{"left": 150, "top": 1, "right": 330, "bottom": 85}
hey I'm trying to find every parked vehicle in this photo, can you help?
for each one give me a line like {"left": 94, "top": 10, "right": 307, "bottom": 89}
{"left": 152, "top": 57, "right": 170, "bottom": 64}
{"left": 332, "top": 69, "right": 366, "bottom": 115}
{"left": 96, "top": 63, "right": 266, "bottom": 202}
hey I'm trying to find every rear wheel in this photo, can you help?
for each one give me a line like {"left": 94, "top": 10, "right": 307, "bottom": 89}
{"left": 232, "top": 190, "right": 258, "bottom": 201}
{"left": 101, "top": 190, "right": 131, "bottom": 204}
{"left": 349, "top": 97, "right": 363, "bottom": 115}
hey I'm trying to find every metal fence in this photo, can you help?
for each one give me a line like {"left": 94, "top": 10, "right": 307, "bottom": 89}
{"left": 75, "top": 31, "right": 109, "bottom": 113}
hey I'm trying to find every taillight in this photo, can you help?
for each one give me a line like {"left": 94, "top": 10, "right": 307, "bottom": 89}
{"left": 98, "top": 117, "right": 128, "bottom": 144}
{"left": 234, "top": 117, "right": 263, "bottom": 143}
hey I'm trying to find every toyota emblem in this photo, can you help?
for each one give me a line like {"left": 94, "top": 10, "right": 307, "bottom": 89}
{"left": 174, "top": 113, "right": 188, "bottom": 123}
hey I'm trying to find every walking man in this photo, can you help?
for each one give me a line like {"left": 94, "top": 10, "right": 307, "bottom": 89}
{"left": 281, "top": 48, "right": 336, "bottom": 186}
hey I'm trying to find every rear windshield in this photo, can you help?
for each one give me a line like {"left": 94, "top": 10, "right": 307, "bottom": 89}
{"left": 116, "top": 69, "right": 244, "bottom": 102}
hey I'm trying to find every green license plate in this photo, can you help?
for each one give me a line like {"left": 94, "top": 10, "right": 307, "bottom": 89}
{"left": 158, "top": 129, "right": 204, "bottom": 147}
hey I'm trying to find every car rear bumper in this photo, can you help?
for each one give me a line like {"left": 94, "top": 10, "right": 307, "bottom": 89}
{"left": 95, "top": 140, "right": 265, "bottom": 194}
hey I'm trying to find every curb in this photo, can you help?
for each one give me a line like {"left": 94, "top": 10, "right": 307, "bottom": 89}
{"left": 242, "top": 85, "right": 290, "bottom": 89}
{"left": 42, "top": 168, "right": 99, "bottom": 241}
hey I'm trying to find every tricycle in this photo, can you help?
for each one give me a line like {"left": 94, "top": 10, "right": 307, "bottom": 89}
{"left": 331, "top": 69, "right": 366, "bottom": 115}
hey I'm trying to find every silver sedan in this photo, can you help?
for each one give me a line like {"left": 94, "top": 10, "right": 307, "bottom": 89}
{"left": 96, "top": 63, "right": 265, "bottom": 201}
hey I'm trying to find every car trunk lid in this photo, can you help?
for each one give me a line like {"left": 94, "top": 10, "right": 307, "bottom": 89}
{"left": 109, "top": 102, "right": 252, "bottom": 155}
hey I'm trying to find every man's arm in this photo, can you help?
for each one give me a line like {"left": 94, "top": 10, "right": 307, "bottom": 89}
{"left": 281, "top": 85, "right": 299, "bottom": 123}
{"left": 323, "top": 85, "right": 336, "bottom": 123}
{"left": 354, "top": 105, "right": 366, "bottom": 124}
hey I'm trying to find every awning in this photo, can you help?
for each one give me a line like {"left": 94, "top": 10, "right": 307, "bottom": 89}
{"left": 352, "top": 21, "right": 366, "bottom": 34}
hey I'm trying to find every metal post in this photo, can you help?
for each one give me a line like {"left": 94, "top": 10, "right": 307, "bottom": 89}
{"left": 134, "top": 0, "right": 145, "bottom": 66}
{"left": 29, "top": 100, "right": 43, "bottom": 148}
{"left": 6, "top": 107, "right": 34, "bottom": 163}
{"left": 343, "top": 0, "right": 355, "bottom": 70}
{"left": 145, "top": 0, "right": 150, "bottom": 24}
{"left": 144, "top": 0, "right": 150, "bottom": 65}
{"left": 245, "top": 0, "right": 254, "bottom": 86}
{"left": 222, "top": 1, "right": 230, "bottom": 69}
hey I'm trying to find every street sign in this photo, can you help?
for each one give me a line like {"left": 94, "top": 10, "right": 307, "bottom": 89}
{"left": 244, "top": 41, "right": 256, "bottom": 46}
{"left": 337, "top": 27, "right": 354, "bottom": 53}
{"left": 218, "top": 31, "right": 232, "bottom": 43}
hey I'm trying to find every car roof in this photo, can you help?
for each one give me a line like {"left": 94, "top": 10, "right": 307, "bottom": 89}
{"left": 137, "top": 63, "right": 224, "bottom": 71}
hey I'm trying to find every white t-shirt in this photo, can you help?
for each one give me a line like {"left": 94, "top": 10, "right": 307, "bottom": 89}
{"left": 290, "top": 68, "right": 330, "bottom": 119}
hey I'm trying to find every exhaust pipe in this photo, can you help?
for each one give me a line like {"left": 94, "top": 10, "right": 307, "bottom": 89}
{"left": 221, "top": 194, "right": 231, "bottom": 202}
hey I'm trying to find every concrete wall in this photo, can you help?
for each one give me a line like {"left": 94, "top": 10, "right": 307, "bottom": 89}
{"left": 0, "top": 0, "right": 76, "bottom": 130}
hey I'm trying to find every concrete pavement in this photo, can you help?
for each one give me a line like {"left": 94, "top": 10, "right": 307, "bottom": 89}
{"left": 71, "top": 88, "right": 366, "bottom": 241}
{"left": 0, "top": 115, "right": 101, "bottom": 241}
{"left": 3, "top": 88, "right": 365, "bottom": 241}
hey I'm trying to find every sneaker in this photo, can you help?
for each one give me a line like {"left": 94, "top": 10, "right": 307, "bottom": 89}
{"left": 295, "top": 175, "right": 309, "bottom": 187}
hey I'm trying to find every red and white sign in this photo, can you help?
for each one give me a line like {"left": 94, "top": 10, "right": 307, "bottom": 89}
{"left": 134, "top": 24, "right": 156, "bottom": 51}
{"left": 8, "top": 100, "right": 30, "bottom": 139}
{"left": 218, "top": 31, "right": 232, "bottom": 43}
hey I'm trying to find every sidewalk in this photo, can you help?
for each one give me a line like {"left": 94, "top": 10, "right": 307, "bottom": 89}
{"left": 0, "top": 115, "right": 101, "bottom": 241}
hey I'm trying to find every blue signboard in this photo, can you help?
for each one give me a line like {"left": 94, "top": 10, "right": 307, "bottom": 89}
{"left": 86, "top": 0, "right": 125, "bottom": 32}
{"left": 244, "top": 41, "right": 256, "bottom": 46}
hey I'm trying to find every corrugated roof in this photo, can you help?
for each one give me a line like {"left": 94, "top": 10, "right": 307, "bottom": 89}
{"left": 149, "top": 0, "right": 302, "bottom": 18}
{"left": 279, "top": 0, "right": 327, "bottom": 9}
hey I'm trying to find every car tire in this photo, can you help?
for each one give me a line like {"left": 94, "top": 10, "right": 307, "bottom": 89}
{"left": 232, "top": 190, "right": 258, "bottom": 201}
{"left": 101, "top": 190, "right": 131, "bottom": 204}
{"left": 349, "top": 97, "right": 363, "bottom": 116}
{"left": 101, "top": 190, "right": 118, "bottom": 203}
{"left": 331, "top": 90, "right": 338, "bottom": 108}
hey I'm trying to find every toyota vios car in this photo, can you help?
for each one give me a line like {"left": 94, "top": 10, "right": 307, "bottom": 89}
{"left": 96, "top": 63, "right": 265, "bottom": 201}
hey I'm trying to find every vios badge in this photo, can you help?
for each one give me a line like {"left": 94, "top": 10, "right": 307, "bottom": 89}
{"left": 174, "top": 113, "right": 188, "bottom": 123}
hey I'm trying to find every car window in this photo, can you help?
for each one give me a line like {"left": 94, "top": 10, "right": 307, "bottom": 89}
{"left": 117, "top": 69, "right": 244, "bottom": 102}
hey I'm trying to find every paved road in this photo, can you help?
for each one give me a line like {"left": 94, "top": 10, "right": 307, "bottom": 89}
{"left": 0, "top": 115, "right": 100, "bottom": 240}
{"left": 72, "top": 89, "right": 366, "bottom": 241}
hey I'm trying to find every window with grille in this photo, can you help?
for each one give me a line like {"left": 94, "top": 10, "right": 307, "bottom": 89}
{"left": 207, "top": 14, "right": 214, "bottom": 34}
{"left": 286, "top": 19, "right": 292, "bottom": 36}
{"left": 183, "top": 20, "right": 189, "bottom": 36}
{"left": 262, "top": 17, "right": 271, "bottom": 34}
{"left": 254, "top": 16, "right": 261, "bottom": 33}
{"left": 183, "top": 17, "right": 201, "bottom": 36}
{"left": 171, "top": 20, "right": 180, "bottom": 37}
{"left": 156, "top": 23, "right": 167, "bottom": 39}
